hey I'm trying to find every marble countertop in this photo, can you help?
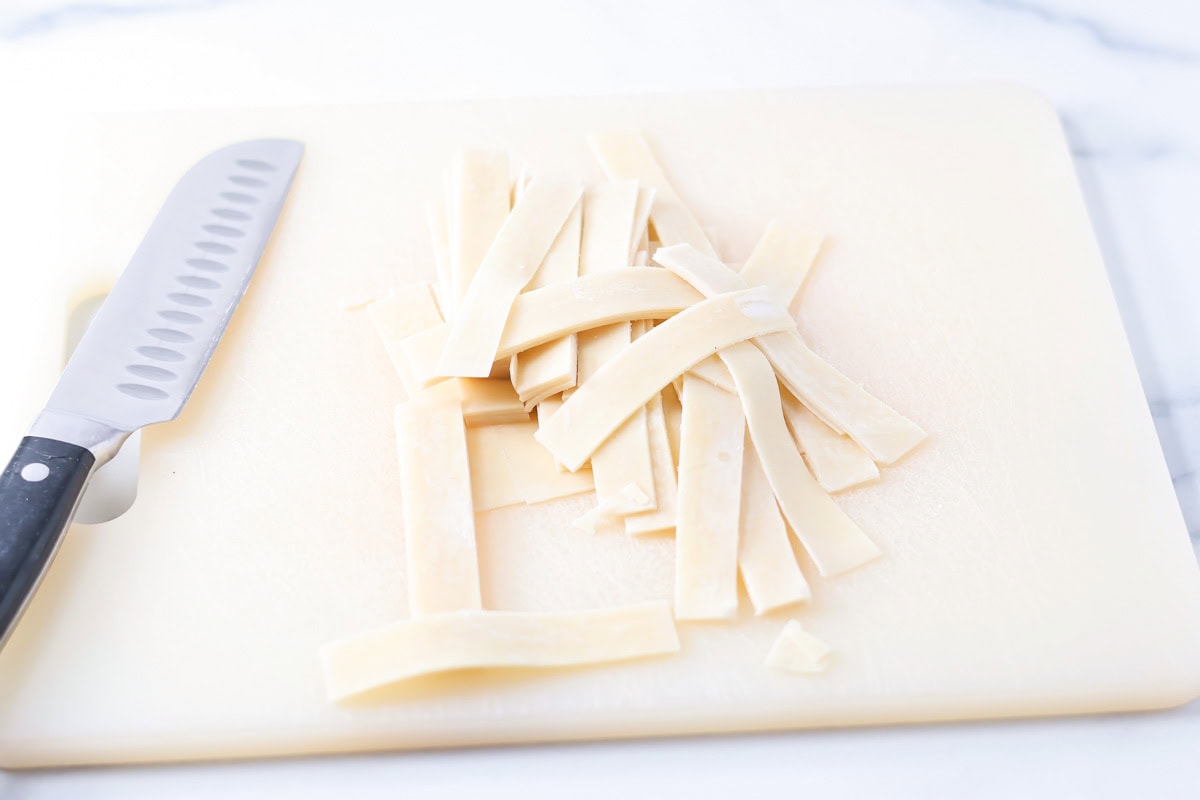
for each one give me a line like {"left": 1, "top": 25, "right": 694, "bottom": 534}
{"left": 0, "top": 1, "right": 1197, "bottom": 797}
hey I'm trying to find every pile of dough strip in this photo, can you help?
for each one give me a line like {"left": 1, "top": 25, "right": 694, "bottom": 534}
{"left": 321, "top": 133, "right": 926, "bottom": 701}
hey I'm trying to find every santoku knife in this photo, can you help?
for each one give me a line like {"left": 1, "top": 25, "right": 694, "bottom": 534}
{"left": 0, "top": 139, "right": 304, "bottom": 648}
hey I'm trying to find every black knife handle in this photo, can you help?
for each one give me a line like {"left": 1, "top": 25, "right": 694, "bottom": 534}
{"left": 0, "top": 436, "right": 94, "bottom": 645}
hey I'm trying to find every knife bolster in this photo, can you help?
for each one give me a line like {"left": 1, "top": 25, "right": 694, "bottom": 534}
{"left": 28, "top": 410, "right": 131, "bottom": 467}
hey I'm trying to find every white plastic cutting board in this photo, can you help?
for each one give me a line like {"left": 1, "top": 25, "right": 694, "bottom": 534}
{"left": 0, "top": 87, "right": 1197, "bottom": 769}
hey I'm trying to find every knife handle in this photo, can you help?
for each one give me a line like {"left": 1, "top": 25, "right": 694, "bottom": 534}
{"left": 0, "top": 436, "right": 95, "bottom": 646}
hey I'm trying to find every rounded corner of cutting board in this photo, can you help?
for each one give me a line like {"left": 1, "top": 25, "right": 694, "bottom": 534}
{"left": 973, "top": 80, "right": 1061, "bottom": 122}
{"left": 1164, "top": 681, "right": 1200, "bottom": 712}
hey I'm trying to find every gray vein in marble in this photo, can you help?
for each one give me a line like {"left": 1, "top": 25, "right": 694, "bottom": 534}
{"left": 1150, "top": 399, "right": 1200, "bottom": 415}
{"left": 978, "top": 0, "right": 1200, "bottom": 63}
{"left": 1058, "top": 109, "right": 1194, "bottom": 166}
{"left": 1070, "top": 141, "right": 1177, "bottom": 162}
{"left": 1, "top": 1, "right": 231, "bottom": 41}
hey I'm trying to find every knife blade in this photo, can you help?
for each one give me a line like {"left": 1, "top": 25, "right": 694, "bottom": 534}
{"left": 0, "top": 139, "right": 304, "bottom": 647}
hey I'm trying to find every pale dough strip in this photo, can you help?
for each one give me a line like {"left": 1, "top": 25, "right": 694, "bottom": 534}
{"left": 580, "top": 181, "right": 641, "bottom": 276}
{"left": 466, "top": 422, "right": 593, "bottom": 511}
{"left": 428, "top": 200, "right": 453, "bottom": 317}
{"left": 739, "top": 222, "right": 824, "bottom": 308}
{"left": 738, "top": 437, "right": 811, "bottom": 614}
{"left": 402, "top": 269, "right": 704, "bottom": 390}
{"left": 447, "top": 150, "right": 510, "bottom": 311}
{"left": 501, "top": 268, "right": 701, "bottom": 356}
{"left": 321, "top": 603, "right": 680, "bottom": 701}
{"left": 781, "top": 393, "right": 879, "bottom": 493}
{"left": 588, "top": 131, "right": 717, "bottom": 257}
{"left": 624, "top": 391, "right": 679, "bottom": 536}
{"left": 687, "top": 354, "right": 737, "bottom": 394}
{"left": 456, "top": 378, "right": 529, "bottom": 427}
{"left": 375, "top": 326, "right": 528, "bottom": 425}
{"left": 437, "top": 177, "right": 582, "bottom": 378}
{"left": 534, "top": 287, "right": 795, "bottom": 471}
{"left": 394, "top": 382, "right": 482, "bottom": 617}
{"left": 579, "top": 326, "right": 657, "bottom": 515}
{"left": 397, "top": 324, "right": 450, "bottom": 390}
{"left": 577, "top": 182, "right": 657, "bottom": 515}
{"left": 510, "top": 163, "right": 533, "bottom": 205}
{"left": 365, "top": 283, "right": 443, "bottom": 396}
{"left": 719, "top": 342, "right": 880, "bottom": 577}
{"left": 674, "top": 377, "right": 744, "bottom": 620}
{"left": 512, "top": 204, "right": 582, "bottom": 403}
{"left": 511, "top": 336, "right": 577, "bottom": 405}
{"left": 661, "top": 381, "right": 683, "bottom": 466}
{"left": 760, "top": 331, "right": 927, "bottom": 464}
{"left": 535, "top": 395, "right": 568, "bottom": 473}
{"left": 654, "top": 243, "right": 927, "bottom": 464}
{"left": 630, "top": 185, "right": 656, "bottom": 260}
{"left": 466, "top": 430, "right": 525, "bottom": 512}
{"left": 591, "top": 404, "right": 656, "bottom": 514}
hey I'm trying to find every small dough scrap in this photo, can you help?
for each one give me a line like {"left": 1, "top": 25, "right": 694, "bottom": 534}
{"left": 738, "top": 438, "right": 811, "bottom": 614}
{"left": 625, "top": 392, "right": 680, "bottom": 536}
{"left": 619, "top": 482, "right": 651, "bottom": 509}
{"left": 739, "top": 222, "right": 824, "bottom": 308}
{"left": 535, "top": 287, "right": 795, "bottom": 471}
{"left": 394, "top": 382, "right": 482, "bottom": 617}
{"left": 456, "top": 378, "right": 529, "bottom": 427}
{"left": 674, "top": 377, "right": 744, "bottom": 620}
{"left": 448, "top": 150, "right": 511, "bottom": 312}
{"left": 781, "top": 393, "right": 879, "bottom": 492}
{"left": 588, "top": 131, "right": 717, "bottom": 257}
{"left": 571, "top": 504, "right": 613, "bottom": 534}
{"left": 654, "top": 243, "right": 927, "bottom": 464}
{"left": 321, "top": 603, "right": 681, "bottom": 700}
{"left": 765, "top": 621, "right": 831, "bottom": 674}
{"left": 719, "top": 342, "right": 880, "bottom": 576}
{"left": 366, "top": 284, "right": 444, "bottom": 395}
{"left": 437, "top": 177, "right": 582, "bottom": 378}
{"left": 466, "top": 422, "right": 593, "bottom": 511}
{"left": 512, "top": 204, "right": 582, "bottom": 403}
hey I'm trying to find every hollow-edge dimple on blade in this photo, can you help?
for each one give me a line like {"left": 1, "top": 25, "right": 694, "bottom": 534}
{"left": 44, "top": 139, "right": 304, "bottom": 433}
